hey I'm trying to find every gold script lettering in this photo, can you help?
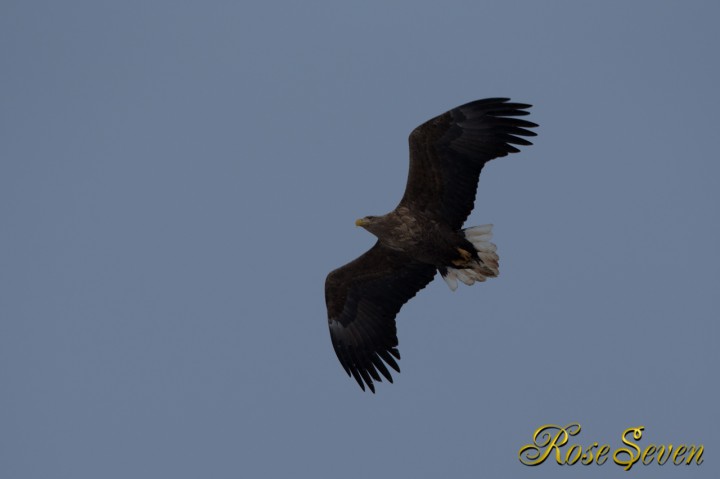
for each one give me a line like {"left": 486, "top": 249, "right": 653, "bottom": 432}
{"left": 519, "top": 424, "right": 703, "bottom": 468}
{"left": 613, "top": 426, "right": 644, "bottom": 471}
{"left": 518, "top": 423, "right": 581, "bottom": 466}
{"left": 685, "top": 445, "right": 704, "bottom": 465}
{"left": 596, "top": 444, "right": 610, "bottom": 464}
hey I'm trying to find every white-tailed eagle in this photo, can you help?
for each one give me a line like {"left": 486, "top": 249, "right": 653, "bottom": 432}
{"left": 325, "top": 98, "right": 537, "bottom": 392}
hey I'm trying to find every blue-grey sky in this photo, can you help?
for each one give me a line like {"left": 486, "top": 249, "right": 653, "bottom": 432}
{"left": 2, "top": 1, "right": 718, "bottom": 478}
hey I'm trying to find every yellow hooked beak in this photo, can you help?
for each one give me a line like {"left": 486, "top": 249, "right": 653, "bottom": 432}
{"left": 355, "top": 218, "right": 368, "bottom": 227}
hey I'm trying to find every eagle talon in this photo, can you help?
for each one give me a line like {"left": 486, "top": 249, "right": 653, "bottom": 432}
{"left": 452, "top": 247, "right": 473, "bottom": 266}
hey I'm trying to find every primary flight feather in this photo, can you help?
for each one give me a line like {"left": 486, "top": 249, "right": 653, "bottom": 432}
{"left": 325, "top": 98, "right": 538, "bottom": 392}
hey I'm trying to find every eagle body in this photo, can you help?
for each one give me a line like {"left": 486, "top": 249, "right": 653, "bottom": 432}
{"left": 355, "top": 208, "right": 479, "bottom": 269}
{"left": 325, "top": 98, "right": 537, "bottom": 392}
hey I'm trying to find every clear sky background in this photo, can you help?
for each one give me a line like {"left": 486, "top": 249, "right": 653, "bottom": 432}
{"left": 2, "top": 1, "right": 718, "bottom": 478}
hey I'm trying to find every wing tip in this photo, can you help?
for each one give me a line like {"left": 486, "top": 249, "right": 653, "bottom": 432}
{"left": 335, "top": 347, "right": 403, "bottom": 393}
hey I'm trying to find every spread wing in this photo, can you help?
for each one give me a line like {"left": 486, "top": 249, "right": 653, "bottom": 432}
{"left": 325, "top": 242, "right": 436, "bottom": 392}
{"left": 400, "top": 98, "right": 537, "bottom": 230}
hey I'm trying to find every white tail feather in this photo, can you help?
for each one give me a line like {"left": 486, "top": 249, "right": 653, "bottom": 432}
{"left": 441, "top": 224, "right": 499, "bottom": 291}
{"left": 442, "top": 268, "right": 459, "bottom": 291}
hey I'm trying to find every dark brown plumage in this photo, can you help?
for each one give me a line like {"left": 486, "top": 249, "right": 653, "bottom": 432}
{"left": 325, "top": 98, "right": 537, "bottom": 392}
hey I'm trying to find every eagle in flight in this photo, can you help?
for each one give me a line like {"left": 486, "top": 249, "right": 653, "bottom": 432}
{"left": 325, "top": 98, "right": 537, "bottom": 392}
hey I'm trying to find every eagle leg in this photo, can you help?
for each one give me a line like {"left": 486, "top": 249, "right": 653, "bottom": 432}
{"left": 451, "top": 247, "right": 473, "bottom": 266}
